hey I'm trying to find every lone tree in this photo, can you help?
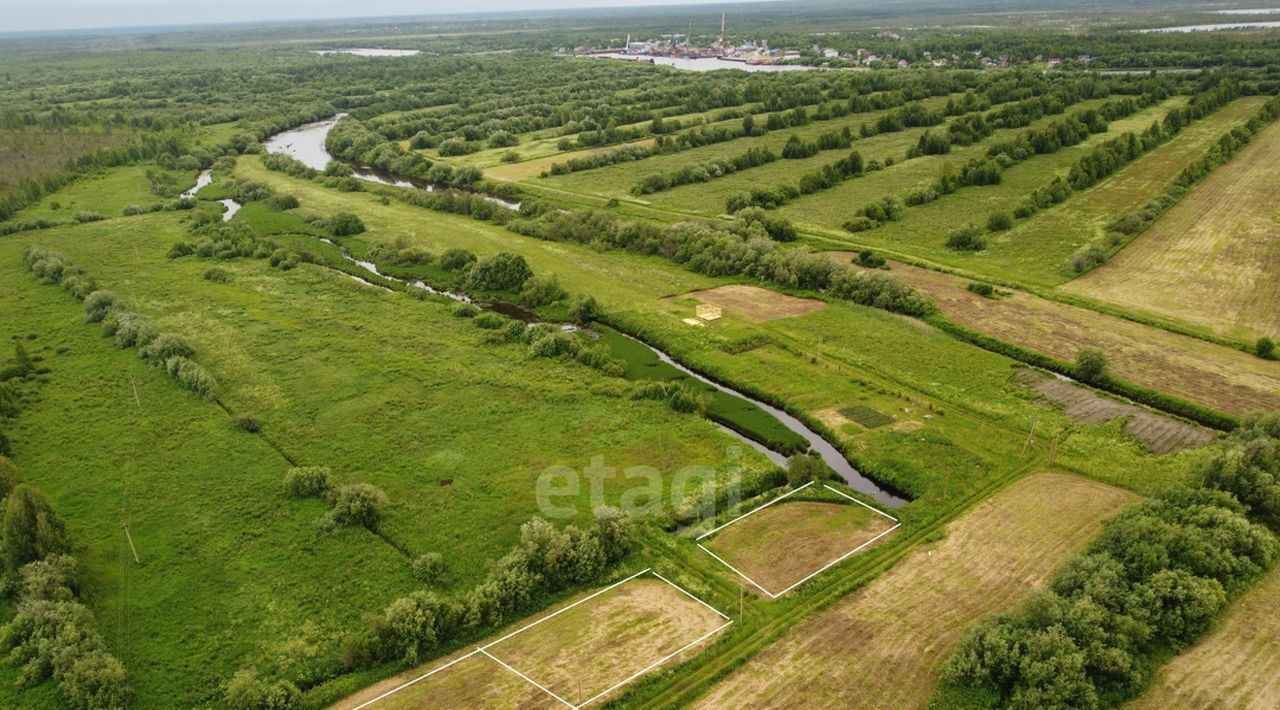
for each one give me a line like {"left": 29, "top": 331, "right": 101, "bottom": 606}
{"left": 1075, "top": 348, "right": 1108, "bottom": 383}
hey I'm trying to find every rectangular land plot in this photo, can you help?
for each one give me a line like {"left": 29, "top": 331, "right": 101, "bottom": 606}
{"left": 1128, "top": 565, "right": 1280, "bottom": 710}
{"left": 692, "top": 473, "right": 1136, "bottom": 709}
{"left": 686, "top": 284, "right": 825, "bottom": 323}
{"left": 365, "top": 651, "right": 560, "bottom": 710}
{"left": 486, "top": 574, "right": 729, "bottom": 706}
{"left": 340, "top": 571, "right": 729, "bottom": 709}
{"left": 700, "top": 485, "right": 899, "bottom": 596}
{"left": 1063, "top": 112, "right": 1280, "bottom": 341}
{"left": 883, "top": 260, "right": 1280, "bottom": 417}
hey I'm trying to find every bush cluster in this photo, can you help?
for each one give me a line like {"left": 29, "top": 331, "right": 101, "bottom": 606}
{"left": 343, "top": 509, "right": 633, "bottom": 668}
{"left": 506, "top": 209, "right": 933, "bottom": 317}
{"left": 24, "top": 249, "right": 220, "bottom": 400}
{"left": 943, "top": 486, "right": 1276, "bottom": 708}
{"left": 944, "top": 223, "right": 986, "bottom": 252}
{"left": 0, "top": 462, "right": 128, "bottom": 708}
{"left": 630, "top": 380, "right": 711, "bottom": 415}
{"left": 632, "top": 146, "right": 775, "bottom": 195}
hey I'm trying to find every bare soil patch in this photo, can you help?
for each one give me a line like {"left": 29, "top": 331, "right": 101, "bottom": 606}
{"left": 693, "top": 473, "right": 1136, "bottom": 709}
{"left": 704, "top": 500, "right": 897, "bottom": 594}
{"left": 1013, "top": 369, "right": 1215, "bottom": 454}
{"left": 1065, "top": 116, "right": 1280, "bottom": 341}
{"left": 885, "top": 260, "right": 1280, "bottom": 417}
{"left": 686, "top": 284, "right": 825, "bottom": 322}
{"left": 1128, "top": 564, "right": 1280, "bottom": 710}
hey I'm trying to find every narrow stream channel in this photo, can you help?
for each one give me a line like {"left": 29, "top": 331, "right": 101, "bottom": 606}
{"left": 252, "top": 119, "right": 909, "bottom": 508}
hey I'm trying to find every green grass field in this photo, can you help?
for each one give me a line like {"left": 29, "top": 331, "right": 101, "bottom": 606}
{"left": 0, "top": 210, "right": 774, "bottom": 706}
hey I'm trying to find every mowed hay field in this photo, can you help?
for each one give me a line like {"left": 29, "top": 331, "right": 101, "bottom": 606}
{"left": 337, "top": 576, "right": 727, "bottom": 709}
{"left": 883, "top": 260, "right": 1280, "bottom": 417}
{"left": 1128, "top": 564, "right": 1280, "bottom": 710}
{"left": 703, "top": 499, "right": 897, "bottom": 594}
{"left": 692, "top": 473, "right": 1136, "bottom": 709}
{"left": 685, "top": 284, "right": 825, "bottom": 322}
{"left": 1064, "top": 114, "right": 1280, "bottom": 341}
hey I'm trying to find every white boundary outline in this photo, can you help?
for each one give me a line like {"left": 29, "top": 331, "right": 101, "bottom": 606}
{"left": 696, "top": 481, "right": 814, "bottom": 541}
{"left": 352, "top": 568, "right": 731, "bottom": 709}
{"left": 697, "top": 483, "right": 901, "bottom": 598}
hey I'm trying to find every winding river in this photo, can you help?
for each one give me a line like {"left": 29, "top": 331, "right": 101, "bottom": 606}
{"left": 254, "top": 118, "right": 908, "bottom": 508}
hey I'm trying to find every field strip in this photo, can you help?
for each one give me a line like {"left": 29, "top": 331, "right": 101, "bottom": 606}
{"left": 698, "top": 484, "right": 900, "bottom": 597}
{"left": 348, "top": 648, "right": 486, "bottom": 710}
{"left": 575, "top": 619, "right": 734, "bottom": 707}
{"left": 477, "top": 648, "right": 577, "bottom": 708}
{"left": 696, "top": 481, "right": 815, "bottom": 540}
{"left": 479, "top": 568, "right": 651, "bottom": 649}
{"left": 697, "top": 542, "right": 779, "bottom": 598}
{"left": 349, "top": 568, "right": 732, "bottom": 708}
{"left": 771, "top": 522, "right": 902, "bottom": 596}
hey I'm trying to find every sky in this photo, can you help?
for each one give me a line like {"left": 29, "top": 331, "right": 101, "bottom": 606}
{"left": 1, "top": 0, "right": 764, "bottom": 33}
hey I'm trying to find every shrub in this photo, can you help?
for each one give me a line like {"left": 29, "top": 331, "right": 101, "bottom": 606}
{"left": 234, "top": 416, "right": 263, "bottom": 433}
{"left": 324, "top": 483, "right": 389, "bottom": 531}
{"left": 113, "top": 312, "right": 157, "bottom": 349}
{"left": 0, "top": 456, "right": 22, "bottom": 501}
{"left": 855, "top": 250, "right": 886, "bottom": 269}
{"left": 282, "top": 466, "right": 332, "bottom": 498}
{"left": 18, "top": 554, "right": 79, "bottom": 602}
{"left": 520, "top": 274, "right": 566, "bottom": 307}
{"left": 73, "top": 211, "right": 104, "bottom": 224}
{"left": 204, "top": 268, "right": 230, "bottom": 283}
{"left": 163, "top": 356, "right": 219, "bottom": 399}
{"left": 466, "top": 252, "right": 532, "bottom": 293}
{"left": 967, "top": 282, "right": 995, "bottom": 297}
{"left": 1070, "top": 246, "right": 1107, "bottom": 274}
{"left": 449, "top": 301, "right": 480, "bottom": 318}
{"left": 986, "top": 211, "right": 1013, "bottom": 231}
{"left": 411, "top": 552, "right": 446, "bottom": 584}
{"left": 1075, "top": 348, "right": 1108, "bottom": 383}
{"left": 224, "top": 668, "right": 300, "bottom": 710}
{"left": 786, "top": 453, "right": 829, "bottom": 486}
{"left": 945, "top": 224, "right": 986, "bottom": 251}
{"left": 569, "top": 295, "right": 602, "bottom": 324}
{"left": 488, "top": 130, "right": 517, "bottom": 148}
{"left": 472, "top": 312, "right": 510, "bottom": 330}
{"left": 139, "top": 334, "right": 195, "bottom": 362}
{"left": 1, "top": 484, "right": 71, "bottom": 572}
{"left": 439, "top": 248, "right": 476, "bottom": 272}
{"left": 265, "top": 194, "right": 300, "bottom": 212}
{"left": 327, "top": 212, "right": 365, "bottom": 237}
{"left": 81, "top": 291, "right": 119, "bottom": 323}
{"left": 1256, "top": 337, "right": 1276, "bottom": 360}
{"left": 842, "top": 216, "right": 877, "bottom": 233}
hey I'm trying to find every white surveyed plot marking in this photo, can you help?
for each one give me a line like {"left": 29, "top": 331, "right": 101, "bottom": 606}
{"left": 353, "top": 568, "right": 730, "bottom": 709}
{"left": 698, "top": 483, "right": 900, "bottom": 598}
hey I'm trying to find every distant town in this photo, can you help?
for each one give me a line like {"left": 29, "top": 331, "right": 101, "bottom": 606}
{"left": 560, "top": 12, "right": 1091, "bottom": 70}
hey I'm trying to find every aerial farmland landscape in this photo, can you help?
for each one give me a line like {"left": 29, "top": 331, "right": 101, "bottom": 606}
{"left": 0, "top": 0, "right": 1278, "bottom": 707}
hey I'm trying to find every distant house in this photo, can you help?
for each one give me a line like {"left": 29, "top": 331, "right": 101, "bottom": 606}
{"left": 897, "top": 58, "right": 909, "bottom": 69}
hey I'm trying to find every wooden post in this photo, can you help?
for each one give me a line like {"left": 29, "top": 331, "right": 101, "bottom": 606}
{"left": 122, "top": 523, "right": 141, "bottom": 565}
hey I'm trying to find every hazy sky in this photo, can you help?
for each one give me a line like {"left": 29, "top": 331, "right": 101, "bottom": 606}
{"left": 2, "top": 0, "right": 761, "bottom": 33}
